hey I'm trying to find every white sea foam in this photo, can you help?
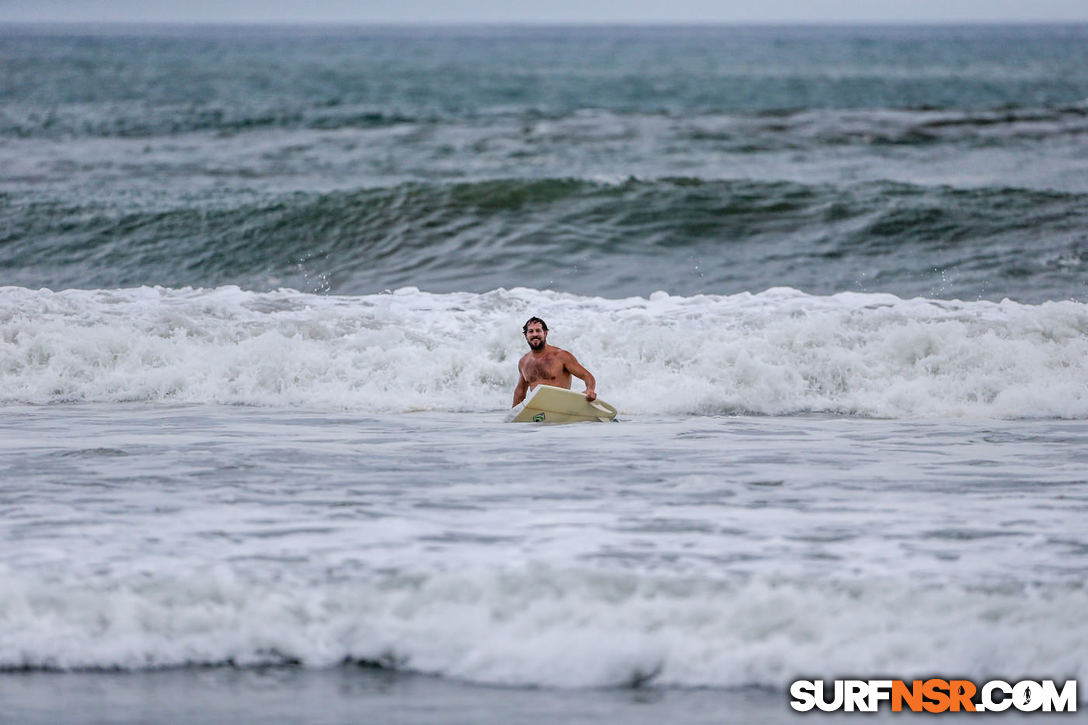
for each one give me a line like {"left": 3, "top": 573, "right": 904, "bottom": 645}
{"left": 0, "top": 564, "right": 1083, "bottom": 688}
{"left": 1, "top": 285, "right": 1086, "bottom": 418}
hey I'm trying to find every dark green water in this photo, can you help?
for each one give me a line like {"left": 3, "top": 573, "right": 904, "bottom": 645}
{"left": 3, "top": 24, "right": 1087, "bottom": 301}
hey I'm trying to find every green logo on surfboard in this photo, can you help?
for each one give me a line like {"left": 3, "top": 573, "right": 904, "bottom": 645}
{"left": 532, "top": 413, "right": 546, "bottom": 422}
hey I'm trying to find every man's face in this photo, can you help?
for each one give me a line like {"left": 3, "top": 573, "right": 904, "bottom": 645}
{"left": 524, "top": 323, "right": 547, "bottom": 350}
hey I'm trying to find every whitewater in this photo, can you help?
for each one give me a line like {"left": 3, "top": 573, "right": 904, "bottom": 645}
{"left": 3, "top": 22, "right": 1088, "bottom": 725}
{"left": 3, "top": 283, "right": 1088, "bottom": 716}
{"left": 3, "top": 403, "right": 1086, "bottom": 688}
{"left": 4, "top": 285, "right": 1087, "bottom": 418}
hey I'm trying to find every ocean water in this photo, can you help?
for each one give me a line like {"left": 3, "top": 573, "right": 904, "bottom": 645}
{"left": 1, "top": 23, "right": 1087, "bottom": 724}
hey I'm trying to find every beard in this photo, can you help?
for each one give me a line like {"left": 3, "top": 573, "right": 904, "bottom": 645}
{"left": 527, "top": 337, "right": 544, "bottom": 350}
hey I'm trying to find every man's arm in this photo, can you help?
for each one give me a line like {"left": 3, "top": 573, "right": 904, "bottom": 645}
{"left": 512, "top": 369, "right": 530, "bottom": 407}
{"left": 562, "top": 352, "right": 597, "bottom": 402}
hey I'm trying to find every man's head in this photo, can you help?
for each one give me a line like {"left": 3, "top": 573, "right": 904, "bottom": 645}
{"left": 523, "top": 317, "right": 548, "bottom": 350}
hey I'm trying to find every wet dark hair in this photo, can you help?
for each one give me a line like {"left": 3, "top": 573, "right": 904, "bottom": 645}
{"left": 522, "top": 317, "right": 548, "bottom": 334}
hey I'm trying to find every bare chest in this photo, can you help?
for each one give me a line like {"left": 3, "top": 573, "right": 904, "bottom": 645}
{"left": 520, "top": 353, "right": 567, "bottom": 383}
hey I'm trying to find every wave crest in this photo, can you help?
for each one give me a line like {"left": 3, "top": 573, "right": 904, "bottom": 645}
{"left": 7, "top": 178, "right": 1087, "bottom": 302}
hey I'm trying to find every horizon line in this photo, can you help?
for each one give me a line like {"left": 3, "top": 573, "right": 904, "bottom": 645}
{"left": 3, "top": 19, "right": 1088, "bottom": 29}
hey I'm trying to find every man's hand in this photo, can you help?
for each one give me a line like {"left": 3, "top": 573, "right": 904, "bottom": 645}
{"left": 584, "top": 388, "right": 597, "bottom": 402}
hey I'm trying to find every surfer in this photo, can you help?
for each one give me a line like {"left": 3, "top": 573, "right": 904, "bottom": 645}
{"left": 512, "top": 317, "right": 597, "bottom": 407}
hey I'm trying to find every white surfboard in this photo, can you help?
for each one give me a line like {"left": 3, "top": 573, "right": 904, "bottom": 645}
{"left": 506, "top": 384, "right": 618, "bottom": 423}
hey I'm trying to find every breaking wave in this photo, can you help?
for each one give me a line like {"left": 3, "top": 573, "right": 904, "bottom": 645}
{"left": 2, "top": 285, "right": 1086, "bottom": 419}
